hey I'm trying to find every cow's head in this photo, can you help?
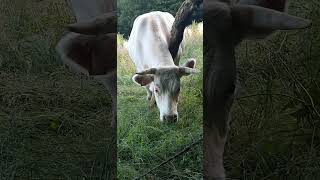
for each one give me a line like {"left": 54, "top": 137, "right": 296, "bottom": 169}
{"left": 56, "top": 12, "right": 116, "bottom": 77}
{"left": 56, "top": 32, "right": 116, "bottom": 77}
{"left": 132, "top": 59, "right": 197, "bottom": 122}
{"left": 56, "top": 3, "right": 117, "bottom": 127}
{"left": 56, "top": 0, "right": 116, "bottom": 79}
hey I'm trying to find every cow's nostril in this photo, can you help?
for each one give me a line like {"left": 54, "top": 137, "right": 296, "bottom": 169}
{"left": 163, "top": 116, "right": 167, "bottom": 121}
{"left": 173, "top": 115, "right": 178, "bottom": 121}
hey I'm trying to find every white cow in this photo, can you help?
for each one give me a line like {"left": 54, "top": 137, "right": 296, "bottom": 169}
{"left": 128, "top": 11, "right": 198, "bottom": 122}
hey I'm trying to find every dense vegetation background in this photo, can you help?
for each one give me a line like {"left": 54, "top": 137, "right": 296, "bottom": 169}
{"left": 0, "top": 0, "right": 116, "bottom": 179}
{"left": 117, "top": 0, "right": 202, "bottom": 37}
{"left": 227, "top": 0, "right": 320, "bottom": 179}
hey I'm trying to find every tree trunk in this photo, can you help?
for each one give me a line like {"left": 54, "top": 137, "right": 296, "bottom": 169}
{"left": 169, "top": 0, "right": 203, "bottom": 65}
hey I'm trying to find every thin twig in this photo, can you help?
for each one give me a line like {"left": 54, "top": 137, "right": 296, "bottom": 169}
{"left": 133, "top": 137, "right": 203, "bottom": 180}
{"left": 237, "top": 93, "right": 306, "bottom": 104}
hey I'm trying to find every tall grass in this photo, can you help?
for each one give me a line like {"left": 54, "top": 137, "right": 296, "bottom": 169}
{"left": 0, "top": 1, "right": 116, "bottom": 179}
{"left": 117, "top": 22, "right": 203, "bottom": 179}
{"left": 226, "top": 0, "right": 320, "bottom": 179}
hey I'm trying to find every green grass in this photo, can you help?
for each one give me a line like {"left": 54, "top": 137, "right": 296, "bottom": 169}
{"left": 117, "top": 23, "right": 203, "bottom": 179}
{"left": 0, "top": 1, "right": 116, "bottom": 179}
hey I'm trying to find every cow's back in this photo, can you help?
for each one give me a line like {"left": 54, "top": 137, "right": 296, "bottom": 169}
{"left": 128, "top": 11, "right": 176, "bottom": 71}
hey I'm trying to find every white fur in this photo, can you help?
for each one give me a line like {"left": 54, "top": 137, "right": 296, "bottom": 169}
{"left": 128, "top": 11, "right": 184, "bottom": 121}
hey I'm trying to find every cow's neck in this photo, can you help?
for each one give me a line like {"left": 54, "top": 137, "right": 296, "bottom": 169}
{"left": 150, "top": 52, "right": 176, "bottom": 68}
{"left": 146, "top": 29, "right": 177, "bottom": 67}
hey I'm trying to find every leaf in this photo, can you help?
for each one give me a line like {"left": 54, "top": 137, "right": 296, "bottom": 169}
{"left": 50, "top": 120, "right": 60, "bottom": 129}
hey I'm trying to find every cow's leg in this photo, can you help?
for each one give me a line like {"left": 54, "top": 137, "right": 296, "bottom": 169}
{"left": 204, "top": 2, "right": 236, "bottom": 179}
{"left": 204, "top": 128, "right": 227, "bottom": 180}
{"left": 204, "top": 100, "right": 233, "bottom": 180}
{"left": 204, "top": 53, "right": 235, "bottom": 179}
{"left": 204, "top": 84, "right": 234, "bottom": 179}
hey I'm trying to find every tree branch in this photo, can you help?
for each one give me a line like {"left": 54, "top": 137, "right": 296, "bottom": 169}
{"left": 169, "top": 0, "right": 203, "bottom": 65}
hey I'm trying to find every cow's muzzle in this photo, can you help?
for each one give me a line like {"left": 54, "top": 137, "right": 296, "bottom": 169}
{"left": 162, "top": 114, "right": 178, "bottom": 123}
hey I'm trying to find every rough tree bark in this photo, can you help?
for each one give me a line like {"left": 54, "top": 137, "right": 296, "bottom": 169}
{"left": 169, "top": 0, "right": 203, "bottom": 65}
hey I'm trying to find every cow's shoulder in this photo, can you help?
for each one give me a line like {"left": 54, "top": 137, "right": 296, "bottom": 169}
{"left": 134, "top": 11, "right": 174, "bottom": 26}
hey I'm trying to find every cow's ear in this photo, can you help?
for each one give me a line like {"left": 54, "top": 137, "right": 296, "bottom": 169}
{"left": 67, "top": 12, "right": 116, "bottom": 35}
{"left": 231, "top": 5, "right": 311, "bottom": 38}
{"left": 132, "top": 74, "right": 154, "bottom": 86}
{"left": 178, "top": 67, "right": 198, "bottom": 77}
{"left": 182, "top": 58, "right": 196, "bottom": 69}
{"left": 55, "top": 32, "right": 116, "bottom": 76}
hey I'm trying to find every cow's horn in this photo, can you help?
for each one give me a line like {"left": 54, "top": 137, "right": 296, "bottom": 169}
{"left": 179, "top": 67, "right": 198, "bottom": 76}
{"left": 67, "top": 11, "right": 116, "bottom": 35}
{"left": 231, "top": 5, "right": 311, "bottom": 30}
{"left": 136, "top": 68, "right": 157, "bottom": 75}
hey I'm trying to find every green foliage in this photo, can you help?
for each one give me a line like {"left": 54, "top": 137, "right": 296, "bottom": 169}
{"left": 117, "top": 26, "right": 203, "bottom": 179}
{"left": 117, "top": 0, "right": 202, "bottom": 37}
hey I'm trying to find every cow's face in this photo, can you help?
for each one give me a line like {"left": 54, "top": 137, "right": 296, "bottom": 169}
{"left": 153, "top": 68, "right": 181, "bottom": 122}
{"left": 56, "top": 33, "right": 116, "bottom": 76}
{"left": 56, "top": 11, "right": 116, "bottom": 77}
{"left": 132, "top": 59, "right": 197, "bottom": 122}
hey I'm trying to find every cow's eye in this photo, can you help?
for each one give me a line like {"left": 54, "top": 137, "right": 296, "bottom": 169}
{"left": 155, "top": 88, "right": 159, "bottom": 93}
